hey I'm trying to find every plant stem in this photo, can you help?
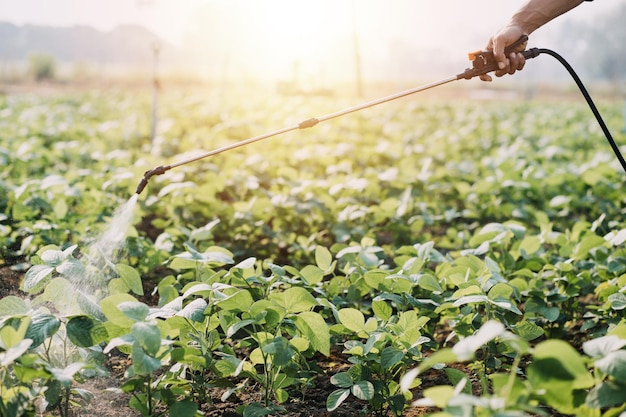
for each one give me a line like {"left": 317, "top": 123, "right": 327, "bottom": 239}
{"left": 502, "top": 355, "right": 522, "bottom": 402}
{"left": 62, "top": 386, "right": 71, "bottom": 417}
{"left": 146, "top": 375, "right": 153, "bottom": 416}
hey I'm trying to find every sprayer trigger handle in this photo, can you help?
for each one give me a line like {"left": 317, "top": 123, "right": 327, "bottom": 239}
{"left": 468, "top": 35, "right": 529, "bottom": 66}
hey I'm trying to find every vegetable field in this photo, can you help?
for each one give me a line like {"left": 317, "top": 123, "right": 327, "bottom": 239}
{"left": 1, "top": 88, "right": 626, "bottom": 417}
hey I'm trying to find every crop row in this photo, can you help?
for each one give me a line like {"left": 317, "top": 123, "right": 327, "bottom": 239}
{"left": 1, "top": 91, "right": 626, "bottom": 416}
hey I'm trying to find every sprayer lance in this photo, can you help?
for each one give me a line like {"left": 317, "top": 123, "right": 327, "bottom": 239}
{"left": 135, "top": 37, "right": 536, "bottom": 195}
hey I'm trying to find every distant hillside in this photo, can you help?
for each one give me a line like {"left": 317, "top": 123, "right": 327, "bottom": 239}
{"left": 0, "top": 22, "right": 168, "bottom": 66}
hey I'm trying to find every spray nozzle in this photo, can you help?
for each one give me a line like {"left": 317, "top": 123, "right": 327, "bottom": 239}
{"left": 135, "top": 165, "right": 171, "bottom": 195}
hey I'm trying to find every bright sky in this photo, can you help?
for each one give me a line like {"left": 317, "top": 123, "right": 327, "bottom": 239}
{"left": 0, "top": 0, "right": 621, "bottom": 82}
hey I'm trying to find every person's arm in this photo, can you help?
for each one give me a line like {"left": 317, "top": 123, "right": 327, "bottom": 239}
{"left": 481, "top": 0, "right": 586, "bottom": 81}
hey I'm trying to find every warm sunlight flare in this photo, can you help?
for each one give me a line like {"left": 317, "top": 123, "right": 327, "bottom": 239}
{"left": 185, "top": 1, "right": 359, "bottom": 84}
{"left": 175, "top": 0, "right": 517, "bottom": 85}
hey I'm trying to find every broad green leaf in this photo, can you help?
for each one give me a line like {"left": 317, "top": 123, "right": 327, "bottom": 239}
{"left": 215, "top": 289, "right": 254, "bottom": 313}
{"left": 23, "top": 264, "right": 54, "bottom": 292}
{"left": 53, "top": 198, "right": 68, "bottom": 219}
{"left": 67, "top": 315, "right": 109, "bottom": 347}
{"left": 315, "top": 245, "right": 333, "bottom": 271}
{"left": 381, "top": 346, "right": 405, "bottom": 368}
{"left": 416, "top": 273, "right": 443, "bottom": 292}
{"left": 290, "top": 337, "right": 309, "bottom": 352}
{"left": 337, "top": 308, "right": 365, "bottom": 333}
{"left": 181, "top": 283, "right": 214, "bottom": 299}
{"left": 214, "top": 357, "right": 242, "bottom": 377}
{"left": 274, "top": 388, "right": 289, "bottom": 404}
{"left": 42, "top": 276, "right": 73, "bottom": 305}
{"left": 269, "top": 287, "right": 317, "bottom": 314}
{"left": 189, "top": 219, "right": 220, "bottom": 242}
{"left": 528, "top": 340, "right": 594, "bottom": 414}
{"left": 175, "top": 244, "right": 234, "bottom": 265}
{"left": 227, "top": 319, "right": 255, "bottom": 338}
{"left": 608, "top": 293, "right": 626, "bottom": 310}
{"left": 299, "top": 265, "right": 324, "bottom": 285}
{"left": 129, "top": 395, "right": 150, "bottom": 415}
{"left": 0, "top": 339, "right": 33, "bottom": 366}
{"left": 606, "top": 229, "right": 626, "bottom": 246}
{"left": 573, "top": 235, "right": 607, "bottom": 260}
{"left": 372, "top": 299, "right": 392, "bottom": 321}
{"left": 421, "top": 385, "right": 455, "bottom": 408}
{"left": 514, "top": 320, "right": 544, "bottom": 341}
{"left": 103, "top": 335, "right": 134, "bottom": 354}
{"left": 131, "top": 342, "right": 162, "bottom": 375}
{"left": 248, "top": 347, "right": 264, "bottom": 366}
{"left": 364, "top": 271, "right": 387, "bottom": 290}
{"left": 55, "top": 257, "right": 84, "bottom": 278}
{"left": 452, "top": 321, "right": 506, "bottom": 361}
{"left": 76, "top": 291, "right": 106, "bottom": 321}
{"left": 249, "top": 300, "right": 284, "bottom": 328}
{"left": 326, "top": 388, "right": 350, "bottom": 412}
{"left": 470, "top": 223, "right": 509, "bottom": 246}
{"left": 359, "top": 249, "right": 381, "bottom": 268}
{"left": 330, "top": 372, "right": 354, "bottom": 388}
{"left": 177, "top": 298, "right": 207, "bottom": 322}
{"left": 490, "top": 372, "right": 528, "bottom": 404}
{"left": 583, "top": 335, "right": 626, "bottom": 358}
{"left": 550, "top": 195, "right": 571, "bottom": 208}
{"left": 417, "top": 348, "right": 459, "bottom": 373}
{"left": 336, "top": 245, "right": 363, "bottom": 258}
{"left": 100, "top": 294, "right": 140, "bottom": 327}
{"left": 168, "top": 256, "right": 201, "bottom": 270}
{"left": 542, "top": 306, "right": 561, "bottom": 322}
{"left": 582, "top": 164, "right": 614, "bottom": 186}
{"left": 168, "top": 399, "right": 198, "bottom": 417}
{"left": 25, "top": 312, "right": 60, "bottom": 348}
{"left": 108, "top": 278, "right": 129, "bottom": 295}
{"left": 453, "top": 294, "right": 488, "bottom": 307}
{"left": 261, "top": 336, "right": 294, "bottom": 366}
{"left": 131, "top": 322, "right": 162, "bottom": 355}
{"left": 118, "top": 301, "right": 150, "bottom": 322}
{"left": 488, "top": 282, "right": 514, "bottom": 300}
{"left": 445, "top": 368, "right": 473, "bottom": 395}
{"left": 234, "top": 257, "right": 256, "bottom": 269}
{"left": 489, "top": 297, "right": 522, "bottom": 315}
{"left": 293, "top": 311, "right": 330, "bottom": 356}
{"left": 594, "top": 350, "right": 626, "bottom": 383}
{"left": 242, "top": 403, "right": 277, "bottom": 417}
{"left": 48, "top": 362, "right": 85, "bottom": 387}
{"left": 0, "top": 318, "right": 30, "bottom": 349}
{"left": 0, "top": 296, "right": 29, "bottom": 317}
{"left": 586, "top": 381, "right": 626, "bottom": 409}
{"left": 519, "top": 235, "right": 542, "bottom": 255}
{"left": 40, "top": 248, "right": 65, "bottom": 266}
{"left": 351, "top": 380, "right": 375, "bottom": 401}
{"left": 116, "top": 264, "right": 143, "bottom": 296}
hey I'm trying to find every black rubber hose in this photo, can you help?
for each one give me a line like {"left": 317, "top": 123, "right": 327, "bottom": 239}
{"left": 536, "top": 48, "right": 626, "bottom": 174}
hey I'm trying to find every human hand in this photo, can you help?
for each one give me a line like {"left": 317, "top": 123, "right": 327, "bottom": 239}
{"left": 480, "top": 25, "right": 528, "bottom": 81}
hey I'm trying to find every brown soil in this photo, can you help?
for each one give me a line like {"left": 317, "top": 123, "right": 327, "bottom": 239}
{"left": 0, "top": 265, "right": 25, "bottom": 298}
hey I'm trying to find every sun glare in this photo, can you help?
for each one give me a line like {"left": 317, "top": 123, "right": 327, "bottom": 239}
{"left": 164, "top": 0, "right": 536, "bottom": 87}
{"left": 187, "top": 1, "right": 358, "bottom": 83}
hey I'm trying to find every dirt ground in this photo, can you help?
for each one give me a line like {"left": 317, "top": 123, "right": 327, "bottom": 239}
{"left": 0, "top": 265, "right": 446, "bottom": 417}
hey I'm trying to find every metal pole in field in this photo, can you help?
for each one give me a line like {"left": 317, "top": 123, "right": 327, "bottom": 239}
{"left": 352, "top": 0, "right": 363, "bottom": 98}
{"left": 150, "top": 41, "right": 160, "bottom": 145}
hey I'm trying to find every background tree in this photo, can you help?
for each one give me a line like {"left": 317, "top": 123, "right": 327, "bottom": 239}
{"left": 28, "top": 53, "right": 56, "bottom": 82}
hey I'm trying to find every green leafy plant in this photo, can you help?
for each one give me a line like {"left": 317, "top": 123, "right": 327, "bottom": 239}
{"left": 0, "top": 296, "right": 93, "bottom": 417}
{"left": 100, "top": 297, "right": 189, "bottom": 417}
{"left": 4, "top": 91, "right": 626, "bottom": 417}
